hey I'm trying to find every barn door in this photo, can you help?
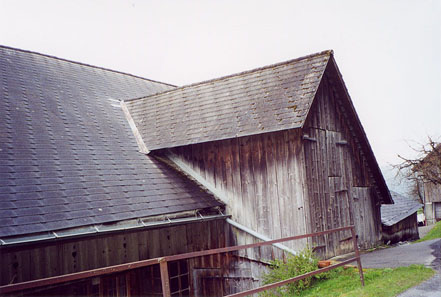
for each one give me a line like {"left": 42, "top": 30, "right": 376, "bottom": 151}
{"left": 326, "top": 130, "right": 354, "bottom": 255}
{"left": 303, "top": 129, "right": 353, "bottom": 258}
{"left": 351, "top": 187, "right": 380, "bottom": 249}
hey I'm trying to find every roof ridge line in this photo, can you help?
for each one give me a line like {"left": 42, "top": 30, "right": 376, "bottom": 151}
{"left": 0, "top": 44, "right": 176, "bottom": 88}
{"left": 124, "top": 49, "right": 333, "bottom": 102}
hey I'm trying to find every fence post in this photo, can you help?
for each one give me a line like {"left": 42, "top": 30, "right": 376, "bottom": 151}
{"left": 351, "top": 226, "right": 365, "bottom": 286}
{"left": 159, "top": 259, "right": 171, "bottom": 297}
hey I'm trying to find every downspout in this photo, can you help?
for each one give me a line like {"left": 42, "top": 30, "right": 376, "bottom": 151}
{"left": 165, "top": 150, "right": 297, "bottom": 255}
{"left": 225, "top": 218, "right": 297, "bottom": 255}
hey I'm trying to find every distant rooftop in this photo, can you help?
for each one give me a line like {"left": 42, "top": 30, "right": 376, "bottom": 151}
{"left": 381, "top": 191, "right": 422, "bottom": 226}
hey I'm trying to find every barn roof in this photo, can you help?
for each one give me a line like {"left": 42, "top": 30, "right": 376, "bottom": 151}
{"left": 0, "top": 46, "right": 222, "bottom": 238}
{"left": 125, "top": 50, "right": 331, "bottom": 150}
{"left": 126, "top": 50, "right": 392, "bottom": 204}
{"left": 381, "top": 191, "right": 422, "bottom": 226}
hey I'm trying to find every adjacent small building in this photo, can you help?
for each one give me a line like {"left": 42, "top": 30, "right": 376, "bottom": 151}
{"left": 381, "top": 191, "right": 422, "bottom": 244}
{"left": 417, "top": 144, "right": 441, "bottom": 225}
{"left": 423, "top": 181, "right": 441, "bottom": 224}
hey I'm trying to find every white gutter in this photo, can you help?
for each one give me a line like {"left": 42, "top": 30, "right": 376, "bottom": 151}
{"left": 0, "top": 213, "right": 228, "bottom": 247}
{"left": 165, "top": 150, "right": 297, "bottom": 255}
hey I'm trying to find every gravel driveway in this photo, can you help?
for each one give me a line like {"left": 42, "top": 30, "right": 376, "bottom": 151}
{"left": 360, "top": 238, "right": 440, "bottom": 269}
{"left": 359, "top": 238, "right": 441, "bottom": 297}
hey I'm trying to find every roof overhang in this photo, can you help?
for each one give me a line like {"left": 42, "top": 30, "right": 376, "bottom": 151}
{"left": 0, "top": 209, "right": 229, "bottom": 248}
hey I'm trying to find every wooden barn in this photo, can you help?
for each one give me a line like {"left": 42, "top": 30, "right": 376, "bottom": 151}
{"left": 0, "top": 46, "right": 392, "bottom": 296}
{"left": 126, "top": 49, "right": 392, "bottom": 259}
{"left": 381, "top": 191, "right": 421, "bottom": 244}
{"left": 0, "top": 46, "right": 232, "bottom": 297}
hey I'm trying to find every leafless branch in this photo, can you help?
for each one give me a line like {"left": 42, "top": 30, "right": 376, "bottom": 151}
{"left": 393, "top": 136, "right": 441, "bottom": 186}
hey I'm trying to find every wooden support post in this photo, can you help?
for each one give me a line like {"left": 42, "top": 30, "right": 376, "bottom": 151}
{"left": 159, "top": 260, "right": 171, "bottom": 297}
{"left": 351, "top": 226, "right": 365, "bottom": 286}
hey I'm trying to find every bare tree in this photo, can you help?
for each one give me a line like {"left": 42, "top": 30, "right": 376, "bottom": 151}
{"left": 394, "top": 137, "right": 441, "bottom": 202}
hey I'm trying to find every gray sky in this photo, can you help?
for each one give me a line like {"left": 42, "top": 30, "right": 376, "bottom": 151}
{"left": 1, "top": 0, "right": 440, "bottom": 181}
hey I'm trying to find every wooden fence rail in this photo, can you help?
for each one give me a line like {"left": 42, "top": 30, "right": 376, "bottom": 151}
{"left": 0, "top": 225, "right": 364, "bottom": 296}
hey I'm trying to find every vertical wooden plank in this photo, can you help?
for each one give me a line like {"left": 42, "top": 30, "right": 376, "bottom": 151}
{"left": 250, "top": 135, "right": 263, "bottom": 246}
{"left": 76, "top": 238, "right": 88, "bottom": 271}
{"left": 230, "top": 137, "right": 243, "bottom": 221}
{"left": 46, "top": 245, "right": 59, "bottom": 277}
{"left": 263, "top": 133, "right": 282, "bottom": 244}
{"left": 89, "top": 237, "right": 100, "bottom": 271}
{"left": 251, "top": 133, "right": 272, "bottom": 260}
{"left": 29, "top": 247, "right": 43, "bottom": 280}
{"left": 318, "top": 129, "right": 329, "bottom": 255}
{"left": 204, "top": 141, "right": 216, "bottom": 188}
{"left": 112, "top": 234, "right": 126, "bottom": 266}
{"left": 137, "top": 229, "right": 149, "bottom": 260}
{"left": 303, "top": 127, "right": 319, "bottom": 250}
{"left": 275, "top": 131, "right": 291, "bottom": 241}
{"left": 148, "top": 228, "right": 161, "bottom": 259}
{"left": 191, "top": 143, "right": 202, "bottom": 178}
{"left": 238, "top": 136, "right": 257, "bottom": 232}
{"left": 61, "top": 241, "right": 77, "bottom": 275}
{"left": 223, "top": 138, "right": 234, "bottom": 208}
{"left": 213, "top": 141, "right": 222, "bottom": 190}
{"left": 289, "top": 129, "right": 309, "bottom": 248}
{"left": 126, "top": 232, "right": 139, "bottom": 263}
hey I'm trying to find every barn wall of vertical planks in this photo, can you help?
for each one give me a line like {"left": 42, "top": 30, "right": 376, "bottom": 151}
{"left": 166, "top": 128, "right": 309, "bottom": 258}
{"left": 1, "top": 219, "right": 256, "bottom": 296}
{"left": 302, "top": 69, "right": 382, "bottom": 256}
{"left": 163, "top": 66, "right": 384, "bottom": 260}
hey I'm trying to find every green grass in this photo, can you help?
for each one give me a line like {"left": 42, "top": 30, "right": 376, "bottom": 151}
{"left": 263, "top": 265, "right": 435, "bottom": 297}
{"left": 415, "top": 220, "right": 441, "bottom": 243}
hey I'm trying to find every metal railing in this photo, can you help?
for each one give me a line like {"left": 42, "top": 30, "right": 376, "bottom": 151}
{"left": 0, "top": 225, "right": 364, "bottom": 296}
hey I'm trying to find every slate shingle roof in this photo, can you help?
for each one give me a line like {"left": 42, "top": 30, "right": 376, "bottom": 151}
{"left": 381, "top": 191, "right": 422, "bottom": 226}
{"left": 126, "top": 50, "right": 331, "bottom": 150}
{"left": 0, "top": 46, "right": 222, "bottom": 238}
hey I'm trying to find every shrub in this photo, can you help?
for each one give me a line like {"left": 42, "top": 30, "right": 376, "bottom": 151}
{"left": 260, "top": 247, "right": 338, "bottom": 296}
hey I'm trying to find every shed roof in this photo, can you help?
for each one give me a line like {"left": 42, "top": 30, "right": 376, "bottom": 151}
{"left": 381, "top": 191, "right": 422, "bottom": 226}
{"left": 125, "top": 51, "right": 331, "bottom": 150}
{"left": 0, "top": 46, "right": 222, "bottom": 238}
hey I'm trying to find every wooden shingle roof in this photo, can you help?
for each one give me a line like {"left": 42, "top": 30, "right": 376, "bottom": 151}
{"left": 126, "top": 50, "right": 331, "bottom": 150}
{"left": 0, "top": 46, "right": 222, "bottom": 238}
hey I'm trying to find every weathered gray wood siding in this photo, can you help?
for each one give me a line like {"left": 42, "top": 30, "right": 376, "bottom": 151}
{"left": 382, "top": 213, "right": 419, "bottom": 244}
{"left": 168, "top": 129, "right": 309, "bottom": 255}
{"left": 424, "top": 182, "right": 441, "bottom": 203}
{"left": 1, "top": 220, "right": 235, "bottom": 296}
{"left": 423, "top": 183, "right": 441, "bottom": 224}
{"left": 303, "top": 72, "right": 382, "bottom": 257}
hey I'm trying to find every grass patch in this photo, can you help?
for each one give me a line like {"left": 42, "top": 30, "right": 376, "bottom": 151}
{"left": 297, "top": 265, "right": 434, "bottom": 297}
{"left": 262, "top": 265, "right": 435, "bottom": 297}
{"left": 415, "top": 220, "right": 441, "bottom": 243}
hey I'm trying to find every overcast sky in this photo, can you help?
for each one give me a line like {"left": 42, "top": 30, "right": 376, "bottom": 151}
{"left": 1, "top": 0, "right": 440, "bottom": 190}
